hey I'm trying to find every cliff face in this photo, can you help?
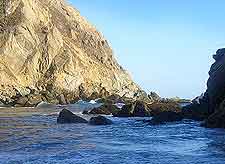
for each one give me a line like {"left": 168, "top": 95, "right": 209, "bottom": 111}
{"left": 183, "top": 48, "right": 225, "bottom": 128}
{"left": 0, "top": 0, "right": 140, "bottom": 104}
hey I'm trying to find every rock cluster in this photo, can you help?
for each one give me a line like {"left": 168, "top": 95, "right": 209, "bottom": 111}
{"left": 0, "top": 0, "right": 140, "bottom": 106}
{"left": 57, "top": 109, "right": 112, "bottom": 125}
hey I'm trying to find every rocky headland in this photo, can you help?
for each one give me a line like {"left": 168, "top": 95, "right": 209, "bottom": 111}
{"left": 0, "top": 0, "right": 142, "bottom": 106}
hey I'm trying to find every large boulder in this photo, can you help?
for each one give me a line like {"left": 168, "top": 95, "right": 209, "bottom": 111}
{"left": 89, "top": 116, "right": 113, "bottom": 125}
{"left": 147, "top": 102, "right": 183, "bottom": 125}
{"left": 149, "top": 111, "right": 183, "bottom": 125}
{"left": 57, "top": 109, "right": 88, "bottom": 124}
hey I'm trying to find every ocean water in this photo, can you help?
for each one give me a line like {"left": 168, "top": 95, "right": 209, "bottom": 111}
{"left": 1, "top": 102, "right": 225, "bottom": 164}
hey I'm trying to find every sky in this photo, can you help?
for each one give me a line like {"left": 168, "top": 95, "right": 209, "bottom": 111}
{"left": 69, "top": 0, "right": 225, "bottom": 99}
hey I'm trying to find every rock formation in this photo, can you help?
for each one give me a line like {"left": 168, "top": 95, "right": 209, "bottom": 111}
{"left": 183, "top": 48, "right": 225, "bottom": 128}
{"left": 0, "top": 0, "right": 140, "bottom": 105}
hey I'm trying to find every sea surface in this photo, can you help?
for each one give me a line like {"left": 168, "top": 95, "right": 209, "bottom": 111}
{"left": 1, "top": 101, "right": 225, "bottom": 164}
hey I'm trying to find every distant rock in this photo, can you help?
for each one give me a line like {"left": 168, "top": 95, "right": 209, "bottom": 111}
{"left": 148, "top": 102, "right": 181, "bottom": 116}
{"left": 83, "top": 103, "right": 120, "bottom": 115}
{"left": 57, "top": 109, "right": 88, "bottom": 124}
{"left": 113, "top": 101, "right": 151, "bottom": 117}
{"left": 149, "top": 111, "right": 183, "bottom": 125}
{"left": 89, "top": 115, "right": 113, "bottom": 125}
{"left": 148, "top": 92, "right": 161, "bottom": 102}
{"left": 145, "top": 102, "right": 183, "bottom": 125}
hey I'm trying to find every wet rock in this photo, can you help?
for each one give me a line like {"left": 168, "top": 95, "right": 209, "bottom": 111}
{"left": 148, "top": 102, "right": 181, "bottom": 116}
{"left": 89, "top": 115, "right": 113, "bottom": 125}
{"left": 202, "top": 99, "right": 225, "bottom": 128}
{"left": 113, "top": 103, "right": 134, "bottom": 117}
{"left": 57, "top": 109, "right": 88, "bottom": 124}
{"left": 83, "top": 104, "right": 120, "bottom": 115}
{"left": 149, "top": 111, "right": 183, "bottom": 125}
{"left": 147, "top": 102, "right": 183, "bottom": 125}
{"left": 113, "top": 101, "right": 150, "bottom": 117}
{"left": 133, "top": 101, "right": 151, "bottom": 117}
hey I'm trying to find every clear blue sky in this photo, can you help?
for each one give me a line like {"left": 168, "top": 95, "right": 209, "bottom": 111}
{"left": 69, "top": 0, "right": 225, "bottom": 99}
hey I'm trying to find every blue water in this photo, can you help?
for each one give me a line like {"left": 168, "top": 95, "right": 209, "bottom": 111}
{"left": 1, "top": 103, "right": 225, "bottom": 164}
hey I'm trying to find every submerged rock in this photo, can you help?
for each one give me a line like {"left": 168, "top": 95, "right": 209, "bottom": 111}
{"left": 89, "top": 116, "right": 113, "bottom": 125}
{"left": 57, "top": 109, "right": 88, "bottom": 124}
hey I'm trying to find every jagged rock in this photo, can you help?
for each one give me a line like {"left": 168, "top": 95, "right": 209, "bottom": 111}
{"left": 113, "top": 103, "right": 134, "bottom": 117}
{"left": 0, "top": 0, "right": 140, "bottom": 105}
{"left": 132, "top": 101, "right": 151, "bottom": 117}
{"left": 147, "top": 102, "right": 183, "bottom": 125}
{"left": 57, "top": 94, "right": 67, "bottom": 105}
{"left": 89, "top": 115, "right": 112, "bottom": 125}
{"left": 184, "top": 48, "right": 225, "bottom": 127}
{"left": 207, "top": 48, "right": 225, "bottom": 113}
{"left": 83, "top": 104, "right": 120, "bottom": 115}
{"left": 57, "top": 109, "right": 88, "bottom": 124}
{"left": 148, "top": 92, "right": 161, "bottom": 101}
{"left": 113, "top": 101, "right": 150, "bottom": 117}
{"left": 148, "top": 102, "right": 181, "bottom": 116}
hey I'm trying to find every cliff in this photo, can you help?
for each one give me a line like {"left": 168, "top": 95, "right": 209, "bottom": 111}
{"left": 0, "top": 0, "right": 140, "bottom": 105}
{"left": 183, "top": 48, "right": 225, "bottom": 128}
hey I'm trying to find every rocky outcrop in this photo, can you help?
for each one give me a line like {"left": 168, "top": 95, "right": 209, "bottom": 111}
{"left": 183, "top": 48, "right": 225, "bottom": 128}
{"left": 83, "top": 103, "right": 120, "bottom": 115}
{"left": 89, "top": 115, "right": 113, "bottom": 125}
{"left": 57, "top": 109, "right": 88, "bottom": 124}
{"left": 0, "top": 0, "right": 140, "bottom": 106}
{"left": 113, "top": 101, "right": 151, "bottom": 117}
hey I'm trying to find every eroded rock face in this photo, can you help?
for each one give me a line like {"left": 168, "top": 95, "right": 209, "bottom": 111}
{"left": 0, "top": 0, "right": 140, "bottom": 105}
{"left": 207, "top": 48, "right": 225, "bottom": 113}
{"left": 184, "top": 48, "right": 225, "bottom": 128}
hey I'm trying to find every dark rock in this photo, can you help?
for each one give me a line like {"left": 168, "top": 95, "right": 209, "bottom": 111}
{"left": 113, "top": 103, "right": 134, "bottom": 117}
{"left": 113, "top": 101, "right": 150, "bottom": 117}
{"left": 149, "top": 111, "right": 183, "bottom": 125}
{"left": 202, "top": 99, "right": 225, "bottom": 128}
{"left": 207, "top": 48, "right": 225, "bottom": 113}
{"left": 148, "top": 92, "right": 161, "bottom": 101}
{"left": 57, "top": 109, "right": 88, "bottom": 124}
{"left": 84, "top": 104, "right": 120, "bottom": 115}
{"left": 147, "top": 102, "right": 183, "bottom": 125}
{"left": 133, "top": 101, "right": 151, "bottom": 117}
{"left": 148, "top": 102, "right": 181, "bottom": 116}
{"left": 89, "top": 115, "right": 112, "bottom": 125}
